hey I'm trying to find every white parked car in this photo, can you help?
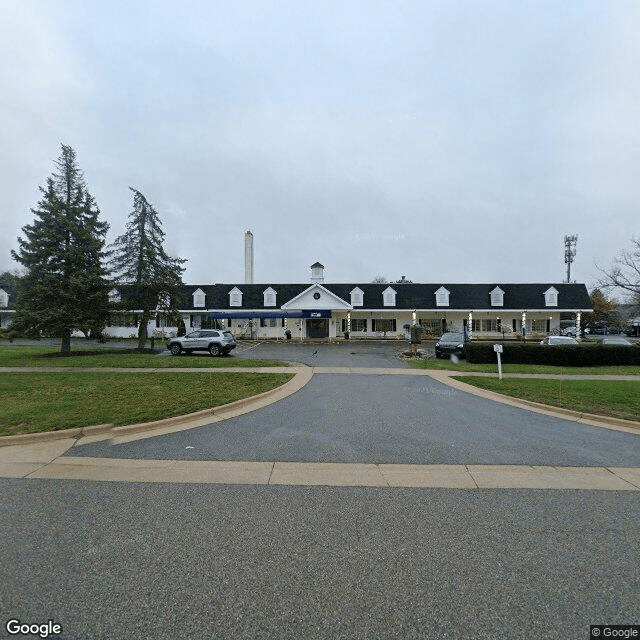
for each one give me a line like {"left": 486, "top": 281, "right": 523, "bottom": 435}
{"left": 602, "top": 337, "right": 633, "bottom": 346}
{"left": 540, "top": 336, "right": 578, "bottom": 346}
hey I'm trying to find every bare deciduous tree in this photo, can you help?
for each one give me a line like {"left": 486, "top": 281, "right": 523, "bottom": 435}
{"left": 598, "top": 237, "right": 640, "bottom": 299}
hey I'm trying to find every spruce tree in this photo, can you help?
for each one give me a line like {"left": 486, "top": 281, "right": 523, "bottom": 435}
{"left": 11, "top": 145, "right": 110, "bottom": 354}
{"left": 109, "top": 188, "right": 186, "bottom": 350}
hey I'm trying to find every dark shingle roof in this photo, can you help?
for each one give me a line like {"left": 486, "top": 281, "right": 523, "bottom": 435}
{"left": 166, "top": 282, "right": 591, "bottom": 311}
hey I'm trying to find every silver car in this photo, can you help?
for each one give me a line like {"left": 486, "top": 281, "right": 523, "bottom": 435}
{"left": 166, "top": 329, "right": 237, "bottom": 357}
{"left": 602, "top": 337, "right": 633, "bottom": 346}
{"left": 540, "top": 336, "right": 578, "bottom": 345}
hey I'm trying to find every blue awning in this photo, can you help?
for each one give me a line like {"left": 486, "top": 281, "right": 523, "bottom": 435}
{"left": 208, "top": 310, "right": 332, "bottom": 319}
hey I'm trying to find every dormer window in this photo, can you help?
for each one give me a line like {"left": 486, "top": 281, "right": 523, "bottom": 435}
{"left": 435, "top": 286, "right": 450, "bottom": 307}
{"left": 544, "top": 286, "right": 558, "bottom": 307}
{"left": 350, "top": 287, "right": 364, "bottom": 307}
{"left": 108, "top": 288, "right": 121, "bottom": 303}
{"left": 382, "top": 286, "right": 396, "bottom": 307}
{"left": 229, "top": 287, "right": 243, "bottom": 307}
{"left": 490, "top": 286, "right": 504, "bottom": 307}
{"left": 0, "top": 289, "right": 8, "bottom": 308}
{"left": 193, "top": 288, "right": 205, "bottom": 308}
{"left": 263, "top": 287, "right": 277, "bottom": 307}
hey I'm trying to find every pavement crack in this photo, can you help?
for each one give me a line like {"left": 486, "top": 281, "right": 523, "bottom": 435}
{"left": 267, "top": 461, "right": 275, "bottom": 484}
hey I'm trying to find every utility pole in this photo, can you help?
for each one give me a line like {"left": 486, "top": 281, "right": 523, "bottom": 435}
{"left": 564, "top": 235, "right": 578, "bottom": 283}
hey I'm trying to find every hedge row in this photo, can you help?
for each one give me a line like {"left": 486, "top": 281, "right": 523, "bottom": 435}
{"left": 465, "top": 342, "right": 640, "bottom": 366}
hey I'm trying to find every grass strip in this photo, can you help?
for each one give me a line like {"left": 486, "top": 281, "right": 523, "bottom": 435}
{"left": 407, "top": 357, "right": 640, "bottom": 375}
{"left": 0, "top": 371, "right": 293, "bottom": 436}
{"left": 0, "top": 346, "right": 287, "bottom": 368}
{"left": 454, "top": 376, "right": 640, "bottom": 422}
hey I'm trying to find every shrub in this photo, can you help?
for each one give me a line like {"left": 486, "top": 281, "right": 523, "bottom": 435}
{"left": 465, "top": 342, "right": 640, "bottom": 366}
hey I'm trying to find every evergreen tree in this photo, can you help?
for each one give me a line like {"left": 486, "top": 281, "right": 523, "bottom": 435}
{"left": 11, "top": 145, "right": 110, "bottom": 354}
{"left": 109, "top": 188, "right": 186, "bottom": 350}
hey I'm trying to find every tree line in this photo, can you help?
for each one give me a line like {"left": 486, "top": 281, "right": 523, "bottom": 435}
{"left": 6, "top": 144, "right": 186, "bottom": 354}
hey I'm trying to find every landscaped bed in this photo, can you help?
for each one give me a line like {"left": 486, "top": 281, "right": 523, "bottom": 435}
{"left": 453, "top": 376, "right": 640, "bottom": 422}
{"left": 0, "top": 371, "right": 293, "bottom": 436}
{"left": 0, "top": 346, "right": 288, "bottom": 368}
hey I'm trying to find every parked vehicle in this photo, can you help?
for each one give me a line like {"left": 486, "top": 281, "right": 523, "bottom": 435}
{"left": 560, "top": 326, "right": 579, "bottom": 337}
{"left": 586, "top": 324, "right": 621, "bottom": 335}
{"left": 602, "top": 337, "right": 633, "bottom": 346}
{"left": 540, "top": 336, "right": 578, "bottom": 345}
{"left": 166, "top": 329, "right": 236, "bottom": 356}
{"left": 434, "top": 332, "right": 466, "bottom": 359}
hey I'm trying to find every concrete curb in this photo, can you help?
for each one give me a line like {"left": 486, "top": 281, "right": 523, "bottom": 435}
{"left": 428, "top": 371, "right": 640, "bottom": 434}
{"left": 0, "top": 367, "right": 311, "bottom": 447}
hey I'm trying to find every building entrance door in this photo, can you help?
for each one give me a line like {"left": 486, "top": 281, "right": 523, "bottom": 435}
{"left": 307, "top": 318, "right": 329, "bottom": 338}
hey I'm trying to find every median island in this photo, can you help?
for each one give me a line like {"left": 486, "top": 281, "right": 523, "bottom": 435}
{"left": 0, "top": 346, "right": 293, "bottom": 436}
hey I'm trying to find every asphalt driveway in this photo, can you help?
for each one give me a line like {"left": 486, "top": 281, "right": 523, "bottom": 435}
{"left": 67, "top": 372, "right": 640, "bottom": 466}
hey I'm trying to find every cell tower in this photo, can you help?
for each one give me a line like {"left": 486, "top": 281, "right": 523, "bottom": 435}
{"left": 564, "top": 235, "right": 578, "bottom": 283}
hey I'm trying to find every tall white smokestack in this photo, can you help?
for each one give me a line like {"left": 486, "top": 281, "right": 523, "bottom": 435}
{"left": 244, "top": 230, "right": 254, "bottom": 284}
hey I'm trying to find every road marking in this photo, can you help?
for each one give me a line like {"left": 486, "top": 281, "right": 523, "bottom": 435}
{"left": 1, "top": 458, "right": 637, "bottom": 490}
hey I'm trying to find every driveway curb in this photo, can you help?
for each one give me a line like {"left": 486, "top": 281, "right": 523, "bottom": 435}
{"left": 0, "top": 366, "right": 311, "bottom": 447}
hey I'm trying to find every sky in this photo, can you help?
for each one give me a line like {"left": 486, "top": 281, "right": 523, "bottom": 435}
{"left": 1, "top": 0, "right": 639, "bottom": 291}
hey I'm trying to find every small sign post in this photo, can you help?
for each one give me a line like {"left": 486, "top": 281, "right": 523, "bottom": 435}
{"left": 493, "top": 344, "right": 503, "bottom": 380}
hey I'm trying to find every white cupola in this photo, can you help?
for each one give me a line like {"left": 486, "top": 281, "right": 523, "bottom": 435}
{"left": 310, "top": 262, "right": 325, "bottom": 283}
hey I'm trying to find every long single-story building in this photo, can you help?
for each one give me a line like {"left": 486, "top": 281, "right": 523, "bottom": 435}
{"left": 0, "top": 263, "right": 594, "bottom": 340}
{"left": 103, "top": 263, "right": 592, "bottom": 341}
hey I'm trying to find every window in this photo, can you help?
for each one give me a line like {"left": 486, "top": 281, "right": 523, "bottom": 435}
{"left": 109, "top": 313, "right": 138, "bottom": 327}
{"left": 471, "top": 319, "right": 502, "bottom": 332}
{"left": 371, "top": 318, "right": 397, "bottom": 332}
{"left": 193, "top": 289, "right": 205, "bottom": 308}
{"left": 490, "top": 287, "right": 504, "bottom": 307}
{"left": 350, "top": 288, "right": 364, "bottom": 307}
{"left": 263, "top": 288, "right": 277, "bottom": 307}
{"left": 435, "top": 287, "right": 450, "bottom": 307}
{"left": 260, "top": 318, "right": 280, "bottom": 328}
{"left": 342, "top": 318, "right": 367, "bottom": 332}
{"left": 544, "top": 287, "right": 558, "bottom": 307}
{"left": 155, "top": 314, "right": 174, "bottom": 328}
{"left": 201, "top": 317, "right": 224, "bottom": 329}
{"left": 419, "top": 319, "right": 442, "bottom": 334}
{"left": 531, "top": 319, "right": 550, "bottom": 333}
{"left": 382, "top": 287, "right": 396, "bottom": 307}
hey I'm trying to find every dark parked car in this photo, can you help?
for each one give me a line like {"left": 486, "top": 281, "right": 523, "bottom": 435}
{"left": 166, "top": 329, "right": 236, "bottom": 356}
{"left": 435, "top": 332, "right": 466, "bottom": 359}
{"left": 587, "top": 325, "right": 621, "bottom": 335}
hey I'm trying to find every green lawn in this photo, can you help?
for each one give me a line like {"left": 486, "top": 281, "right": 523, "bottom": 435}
{"left": 406, "top": 357, "right": 640, "bottom": 376}
{"left": 0, "top": 371, "right": 293, "bottom": 436}
{"left": 454, "top": 376, "right": 640, "bottom": 422}
{"left": 0, "top": 346, "right": 287, "bottom": 368}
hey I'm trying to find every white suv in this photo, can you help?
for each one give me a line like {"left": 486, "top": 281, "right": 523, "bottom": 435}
{"left": 166, "top": 329, "right": 237, "bottom": 357}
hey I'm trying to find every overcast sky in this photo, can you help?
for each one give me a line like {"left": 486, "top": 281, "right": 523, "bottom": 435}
{"left": 1, "top": 1, "right": 639, "bottom": 289}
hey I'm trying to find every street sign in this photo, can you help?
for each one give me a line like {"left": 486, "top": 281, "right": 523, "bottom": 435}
{"left": 494, "top": 344, "right": 503, "bottom": 379}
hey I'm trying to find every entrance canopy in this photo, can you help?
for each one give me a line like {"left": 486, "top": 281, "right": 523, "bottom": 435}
{"left": 209, "top": 310, "right": 331, "bottom": 319}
